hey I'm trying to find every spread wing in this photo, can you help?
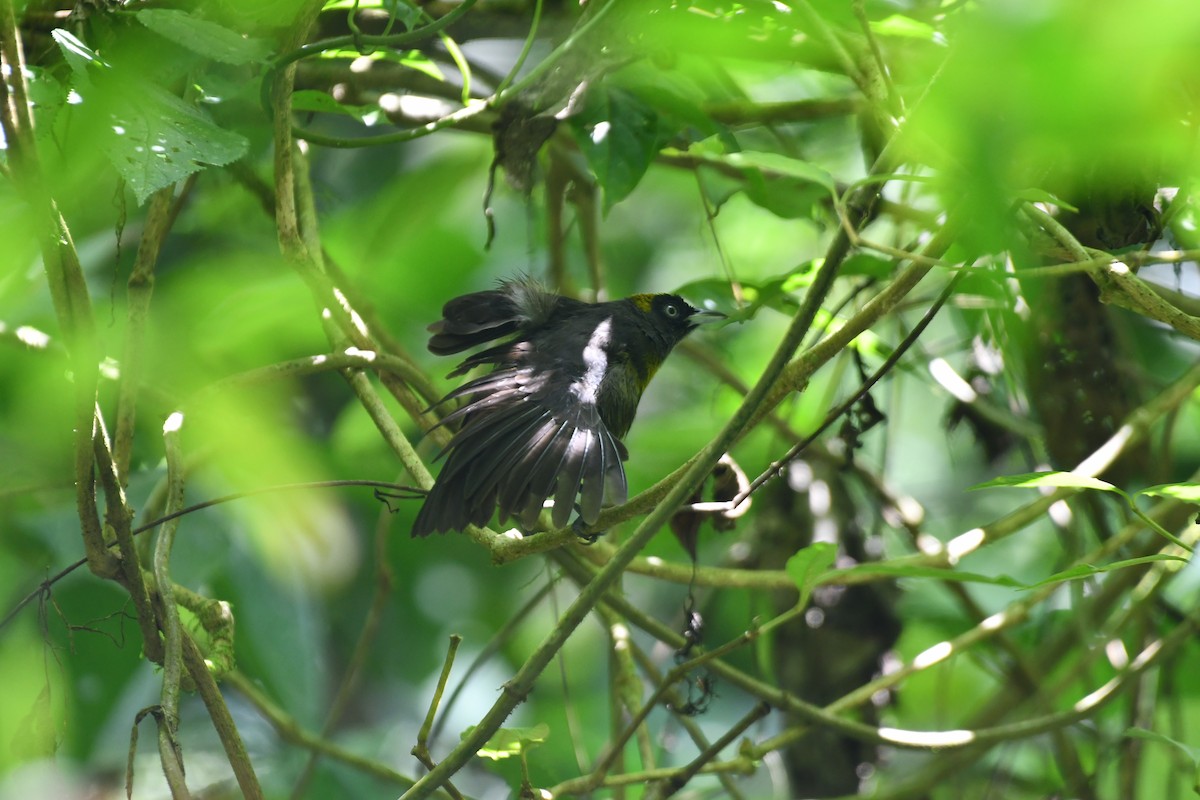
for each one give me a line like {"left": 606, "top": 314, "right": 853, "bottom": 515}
{"left": 411, "top": 365, "right": 628, "bottom": 536}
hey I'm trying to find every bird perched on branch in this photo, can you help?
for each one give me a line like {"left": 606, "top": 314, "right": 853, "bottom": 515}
{"left": 412, "top": 277, "right": 722, "bottom": 537}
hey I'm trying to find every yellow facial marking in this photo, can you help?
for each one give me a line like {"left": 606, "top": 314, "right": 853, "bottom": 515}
{"left": 629, "top": 293, "right": 655, "bottom": 313}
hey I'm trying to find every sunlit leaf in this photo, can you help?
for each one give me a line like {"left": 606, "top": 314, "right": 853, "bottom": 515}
{"left": 466, "top": 723, "right": 550, "bottom": 760}
{"left": 969, "top": 471, "right": 1120, "bottom": 493}
{"left": 870, "top": 14, "right": 942, "bottom": 42}
{"left": 1023, "top": 555, "right": 1189, "bottom": 589}
{"left": 1138, "top": 483, "right": 1200, "bottom": 502}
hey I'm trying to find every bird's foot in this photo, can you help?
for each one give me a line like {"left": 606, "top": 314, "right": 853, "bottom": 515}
{"left": 571, "top": 517, "right": 604, "bottom": 544}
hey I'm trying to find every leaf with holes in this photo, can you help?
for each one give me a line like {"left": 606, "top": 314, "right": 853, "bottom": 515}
{"left": 105, "top": 81, "right": 248, "bottom": 203}
{"left": 52, "top": 28, "right": 248, "bottom": 204}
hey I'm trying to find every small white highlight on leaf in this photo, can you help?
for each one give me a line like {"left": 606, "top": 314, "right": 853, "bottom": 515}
{"left": 163, "top": 411, "right": 184, "bottom": 434}
{"left": 591, "top": 121, "right": 611, "bottom": 145}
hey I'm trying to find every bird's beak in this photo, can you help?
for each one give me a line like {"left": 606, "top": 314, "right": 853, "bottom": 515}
{"left": 691, "top": 308, "right": 726, "bottom": 324}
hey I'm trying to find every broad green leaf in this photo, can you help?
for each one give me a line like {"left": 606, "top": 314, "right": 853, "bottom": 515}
{"left": 742, "top": 170, "right": 831, "bottom": 219}
{"left": 969, "top": 471, "right": 1120, "bottom": 493}
{"left": 52, "top": 28, "right": 248, "bottom": 204}
{"left": 569, "top": 88, "right": 661, "bottom": 210}
{"left": 724, "top": 151, "right": 837, "bottom": 194}
{"left": 292, "top": 90, "right": 378, "bottom": 121}
{"left": 1124, "top": 727, "right": 1200, "bottom": 762}
{"left": 1138, "top": 482, "right": 1200, "bottom": 502}
{"left": 50, "top": 29, "right": 106, "bottom": 75}
{"left": 1125, "top": 728, "right": 1200, "bottom": 793}
{"left": 786, "top": 542, "right": 837, "bottom": 608}
{"left": 466, "top": 723, "right": 550, "bottom": 760}
{"left": 103, "top": 82, "right": 248, "bottom": 203}
{"left": 137, "top": 9, "right": 272, "bottom": 65}
{"left": 671, "top": 278, "right": 733, "bottom": 319}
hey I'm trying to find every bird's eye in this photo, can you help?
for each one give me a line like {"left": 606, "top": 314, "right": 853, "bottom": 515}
{"left": 663, "top": 303, "right": 680, "bottom": 318}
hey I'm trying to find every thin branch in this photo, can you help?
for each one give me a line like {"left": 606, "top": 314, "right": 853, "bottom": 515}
{"left": 152, "top": 413, "right": 189, "bottom": 799}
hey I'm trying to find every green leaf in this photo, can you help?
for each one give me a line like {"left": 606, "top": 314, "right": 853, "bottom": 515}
{"left": 1138, "top": 482, "right": 1200, "bottom": 502}
{"left": 870, "top": 14, "right": 941, "bottom": 42}
{"left": 1023, "top": 555, "right": 1189, "bottom": 589}
{"left": 969, "top": 471, "right": 1120, "bottom": 493}
{"left": 569, "top": 88, "right": 662, "bottom": 210}
{"left": 1125, "top": 727, "right": 1200, "bottom": 759}
{"left": 53, "top": 28, "right": 248, "bottom": 204}
{"left": 672, "top": 278, "right": 732, "bottom": 318}
{"left": 105, "top": 82, "right": 248, "bottom": 203}
{"left": 292, "top": 90, "right": 378, "bottom": 121}
{"left": 51, "top": 29, "right": 107, "bottom": 75}
{"left": 1124, "top": 727, "right": 1200, "bottom": 793}
{"left": 724, "top": 151, "right": 837, "bottom": 194}
{"left": 785, "top": 542, "right": 837, "bottom": 608}
{"left": 466, "top": 723, "right": 550, "bottom": 760}
{"left": 137, "top": 9, "right": 272, "bottom": 65}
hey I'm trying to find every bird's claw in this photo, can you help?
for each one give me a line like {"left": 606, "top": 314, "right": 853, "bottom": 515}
{"left": 572, "top": 517, "right": 604, "bottom": 544}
